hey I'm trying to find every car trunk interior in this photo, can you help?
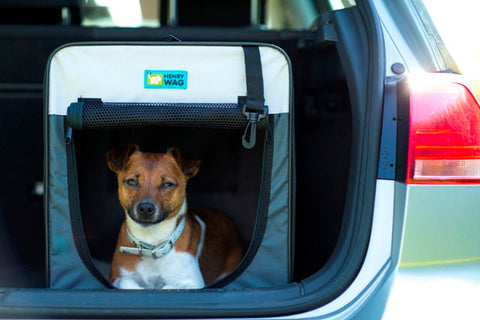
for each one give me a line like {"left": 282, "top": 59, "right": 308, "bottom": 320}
{"left": 0, "top": 2, "right": 365, "bottom": 316}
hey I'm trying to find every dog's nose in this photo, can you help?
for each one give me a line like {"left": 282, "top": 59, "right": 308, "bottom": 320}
{"left": 136, "top": 202, "right": 156, "bottom": 216}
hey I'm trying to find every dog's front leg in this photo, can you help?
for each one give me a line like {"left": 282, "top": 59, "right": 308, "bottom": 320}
{"left": 160, "top": 252, "right": 205, "bottom": 289}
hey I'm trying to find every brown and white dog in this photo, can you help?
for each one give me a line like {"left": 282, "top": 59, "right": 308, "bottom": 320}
{"left": 106, "top": 145, "right": 243, "bottom": 289}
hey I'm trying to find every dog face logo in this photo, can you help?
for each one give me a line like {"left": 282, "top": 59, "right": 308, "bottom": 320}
{"left": 147, "top": 73, "right": 163, "bottom": 86}
{"left": 106, "top": 145, "right": 200, "bottom": 226}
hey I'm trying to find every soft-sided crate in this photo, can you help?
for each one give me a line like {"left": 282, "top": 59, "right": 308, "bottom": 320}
{"left": 45, "top": 43, "right": 293, "bottom": 289}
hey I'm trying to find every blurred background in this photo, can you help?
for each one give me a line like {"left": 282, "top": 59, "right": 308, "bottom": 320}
{"left": 423, "top": 0, "right": 480, "bottom": 98}
{"left": 80, "top": 0, "right": 480, "bottom": 98}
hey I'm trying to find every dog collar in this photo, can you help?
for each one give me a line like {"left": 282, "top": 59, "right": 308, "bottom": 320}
{"left": 120, "top": 216, "right": 186, "bottom": 259}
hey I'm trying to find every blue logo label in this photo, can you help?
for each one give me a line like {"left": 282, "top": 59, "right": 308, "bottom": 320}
{"left": 144, "top": 70, "right": 187, "bottom": 89}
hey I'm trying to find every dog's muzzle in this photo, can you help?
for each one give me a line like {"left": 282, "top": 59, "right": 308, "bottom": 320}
{"left": 136, "top": 201, "right": 156, "bottom": 217}
{"left": 129, "top": 199, "right": 166, "bottom": 225}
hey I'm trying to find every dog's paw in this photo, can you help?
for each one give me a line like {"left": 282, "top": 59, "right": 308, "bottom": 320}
{"left": 114, "top": 277, "right": 144, "bottom": 290}
{"left": 162, "top": 282, "right": 204, "bottom": 290}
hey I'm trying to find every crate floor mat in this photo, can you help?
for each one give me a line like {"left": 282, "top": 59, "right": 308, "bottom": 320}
{"left": 45, "top": 43, "right": 293, "bottom": 289}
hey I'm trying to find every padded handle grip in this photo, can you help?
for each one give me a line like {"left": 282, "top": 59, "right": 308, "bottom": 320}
{"left": 66, "top": 99, "right": 250, "bottom": 130}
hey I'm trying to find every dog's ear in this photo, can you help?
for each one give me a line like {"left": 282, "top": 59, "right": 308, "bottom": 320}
{"left": 106, "top": 144, "right": 139, "bottom": 173}
{"left": 167, "top": 147, "right": 201, "bottom": 179}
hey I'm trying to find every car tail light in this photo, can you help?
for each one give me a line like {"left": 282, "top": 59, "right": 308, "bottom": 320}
{"left": 407, "top": 73, "right": 480, "bottom": 184}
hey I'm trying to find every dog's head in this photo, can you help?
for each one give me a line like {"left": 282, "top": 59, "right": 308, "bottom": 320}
{"left": 106, "top": 145, "right": 200, "bottom": 226}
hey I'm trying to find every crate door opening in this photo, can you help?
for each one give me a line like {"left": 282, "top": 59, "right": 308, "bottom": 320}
{"left": 74, "top": 125, "right": 267, "bottom": 288}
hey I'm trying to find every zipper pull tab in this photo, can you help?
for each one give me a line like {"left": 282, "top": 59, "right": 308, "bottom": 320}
{"left": 65, "top": 126, "right": 73, "bottom": 145}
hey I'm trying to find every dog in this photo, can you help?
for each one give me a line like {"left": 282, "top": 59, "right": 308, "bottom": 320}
{"left": 106, "top": 145, "right": 243, "bottom": 289}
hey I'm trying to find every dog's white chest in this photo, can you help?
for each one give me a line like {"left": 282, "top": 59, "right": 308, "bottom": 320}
{"left": 114, "top": 248, "right": 205, "bottom": 290}
{"left": 114, "top": 211, "right": 207, "bottom": 290}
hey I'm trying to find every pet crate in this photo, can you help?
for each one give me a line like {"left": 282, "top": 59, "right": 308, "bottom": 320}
{"left": 45, "top": 43, "right": 293, "bottom": 289}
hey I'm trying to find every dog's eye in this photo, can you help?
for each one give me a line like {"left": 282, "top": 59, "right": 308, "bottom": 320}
{"left": 125, "top": 179, "right": 138, "bottom": 187}
{"left": 160, "top": 181, "right": 176, "bottom": 189}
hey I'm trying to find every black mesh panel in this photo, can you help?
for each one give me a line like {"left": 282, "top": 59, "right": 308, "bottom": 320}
{"left": 67, "top": 101, "right": 249, "bottom": 130}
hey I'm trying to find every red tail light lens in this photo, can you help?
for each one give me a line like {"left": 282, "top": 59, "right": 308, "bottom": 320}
{"left": 407, "top": 73, "right": 480, "bottom": 184}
